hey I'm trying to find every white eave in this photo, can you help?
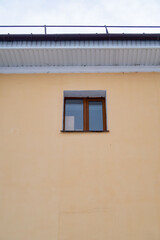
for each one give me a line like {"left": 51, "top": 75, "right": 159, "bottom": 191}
{"left": 0, "top": 40, "right": 160, "bottom": 73}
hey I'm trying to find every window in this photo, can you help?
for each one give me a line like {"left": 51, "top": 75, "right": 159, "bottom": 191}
{"left": 63, "top": 91, "right": 107, "bottom": 132}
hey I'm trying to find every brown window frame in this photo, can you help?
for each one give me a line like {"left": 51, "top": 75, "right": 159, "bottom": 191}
{"left": 63, "top": 97, "right": 107, "bottom": 132}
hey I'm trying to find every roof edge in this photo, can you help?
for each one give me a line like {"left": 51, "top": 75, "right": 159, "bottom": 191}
{"left": 0, "top": 33, "right": 160, "bottom": 42}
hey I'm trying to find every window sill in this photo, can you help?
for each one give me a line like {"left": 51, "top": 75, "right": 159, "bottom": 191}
{"left": 61, "top": 130, "right": 109, "bottom": 133}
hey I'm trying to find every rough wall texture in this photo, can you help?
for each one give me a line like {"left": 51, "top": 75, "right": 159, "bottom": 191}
{"left": 0, "top": 72, "right": 160, "bottom": 240}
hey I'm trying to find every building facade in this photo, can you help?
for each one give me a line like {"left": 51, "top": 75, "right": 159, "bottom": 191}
{"left": 0, "top": 31, "right": 160, "bottom": 240}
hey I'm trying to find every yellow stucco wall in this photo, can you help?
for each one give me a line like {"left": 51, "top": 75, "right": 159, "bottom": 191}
{"left": 0, "top": 72, "right": 160, "bottom": 240}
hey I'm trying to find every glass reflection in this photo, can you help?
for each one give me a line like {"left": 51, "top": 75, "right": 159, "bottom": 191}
{"left": 89, "top": 101, "right": 103, "bottom": 131}
{"left": 65, "top": 99, "right": 83, "bottom": 131}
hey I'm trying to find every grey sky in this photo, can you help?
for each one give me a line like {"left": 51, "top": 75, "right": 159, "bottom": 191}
{"left": 0, "top": 0, "right": 159, "bottom": 34}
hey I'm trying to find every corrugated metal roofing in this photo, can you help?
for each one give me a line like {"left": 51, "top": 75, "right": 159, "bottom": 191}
{"left": 0, "top": 40, "right": 160, "bottom": 48}
{"left": 0, "top": 40, "right": 160, "bottom": 68}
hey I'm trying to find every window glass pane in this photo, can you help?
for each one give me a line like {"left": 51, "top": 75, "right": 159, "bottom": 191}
{"left": 89, "top": 101, "right": 103, "bottom": 131}
{"left": 65, "top": 99, "right": 83, "bottom": 130}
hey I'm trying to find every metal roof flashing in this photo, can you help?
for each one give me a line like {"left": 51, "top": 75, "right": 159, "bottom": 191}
{"left": 0, "top": 33, "right": 160, "bottom": 42}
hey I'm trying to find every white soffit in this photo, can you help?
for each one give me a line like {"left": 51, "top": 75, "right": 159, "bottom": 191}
{"left": 0, "top": 40, "right": 160, "bottom": 72}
